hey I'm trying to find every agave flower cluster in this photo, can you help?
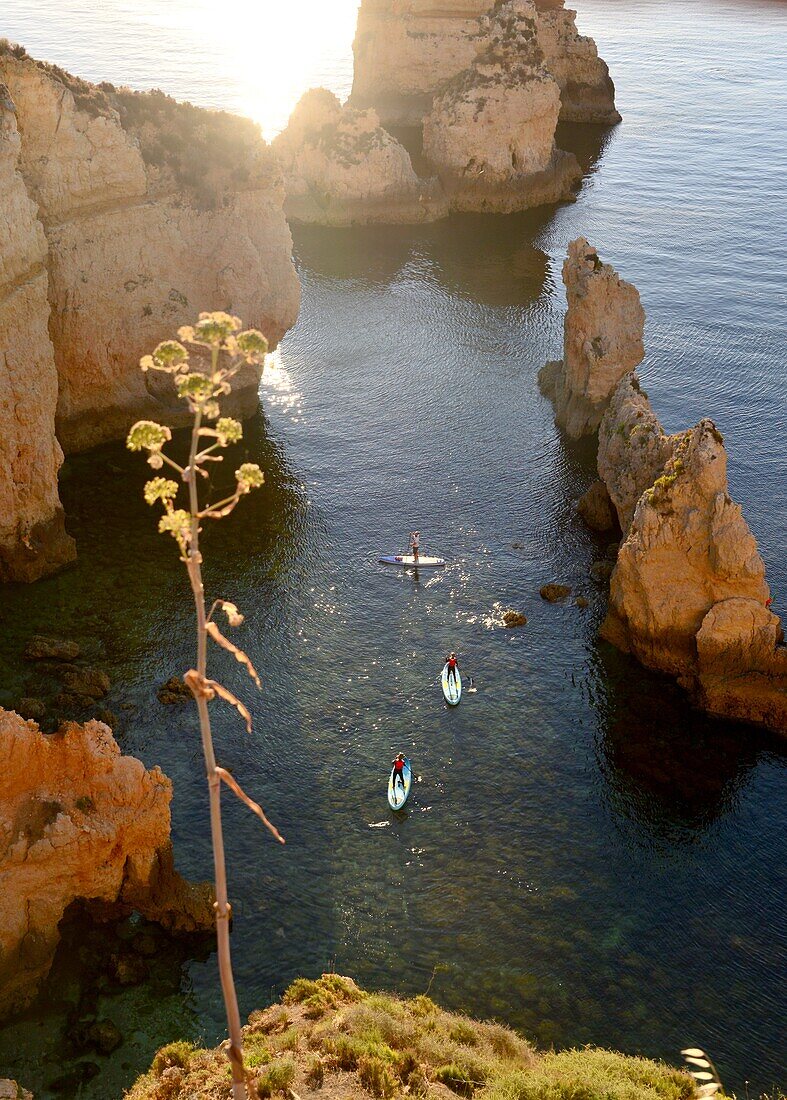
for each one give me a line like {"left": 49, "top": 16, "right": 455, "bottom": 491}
{"left": 126, "top": 311, "right": 268, "bottom": 558}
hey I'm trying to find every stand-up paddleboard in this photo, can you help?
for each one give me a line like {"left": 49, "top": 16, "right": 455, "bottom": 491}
{"left": 441, "top": 663, "right": 462, "bottom": 705}
{"left": 379, "top": 554, "right": 446, "bottom": 569}
{"left": 388, "top": 757, "right": 412, "bottom": 810}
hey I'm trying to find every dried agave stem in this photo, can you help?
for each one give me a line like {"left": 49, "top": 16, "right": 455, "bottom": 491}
{"left": 186, "top": 395, "right": 247, "bottom": 1100}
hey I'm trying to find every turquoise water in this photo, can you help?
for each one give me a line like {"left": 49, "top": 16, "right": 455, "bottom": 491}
{"left": 1, "top": 0, "right": 786, "bottom": 1096}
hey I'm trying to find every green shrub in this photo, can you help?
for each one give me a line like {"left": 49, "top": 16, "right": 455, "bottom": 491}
{"left": 480, "top": 1049, "right": 694, "bottom": 1100}
{"left": 151, "top": 1040, "right": 195, "bottom": 1076}
{"left": 358, "top": 1054, "right": 398, "bottom": 1098}
{"left": 255, "top": 1057, "right": 295, "bottom": 1098}
{"left": 436, "top": 1062, "right": 476, "bottom": 1097}
{"left": 305, "top": 1056, "right": 324, "bottom": 1088}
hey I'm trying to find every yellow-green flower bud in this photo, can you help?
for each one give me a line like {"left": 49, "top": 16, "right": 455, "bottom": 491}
{"left": 236, "top": 329, "right": 269, "bottom": 363}
{"left": 235, "top": 463, "right": 264, "bottom": 493}
{"left": 216, "top": 417, "right": 243, "bottom": 445}
{"left": 191, "top": 311, "right": 242, "bottom": 346}
{"left": 127, "top": 420, "right": 172, "bottom": 452}
{"left": 144, "top": 477, "right": 179, "bottom": 506}
{"left": 158, "top": 509, "right": 192, "bottom": 543}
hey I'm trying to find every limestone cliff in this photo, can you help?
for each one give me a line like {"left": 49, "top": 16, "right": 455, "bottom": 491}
{"left": 0, "top": 708, "right": 213, "bottom": 1020}
{"left": 0, "top": 48, "right": 300, "bottom": 456}
{"left": 273, "top": 89, "right": 448, "bottom": 224}
{"left": 351, "top": 0, "right": 619, "bottom": 127}
{"left": 539, "top": 238, "right": 645, "bottom": 437}
{"left": 0, "top": 83, "right": 76, "bottom": 582}
{"left": 533, "top": 0, "right": 620, "bottom": 124}
{"left": 422, "top": 0, "right": 581, "bottom": 213}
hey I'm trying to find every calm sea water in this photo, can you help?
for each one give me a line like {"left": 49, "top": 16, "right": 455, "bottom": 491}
{"left": 1, "top": 1, "right": 786, "bottom": 1097}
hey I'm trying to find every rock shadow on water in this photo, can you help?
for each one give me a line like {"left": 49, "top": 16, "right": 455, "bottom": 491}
{"left": 292, "top": 208, "right": 564, "bottom": 310}
{"left": 587, "top": 641, "right": 785, "bottom": 842}
{"left": 0, "top": 902, "right": 212, "bottom": 1100}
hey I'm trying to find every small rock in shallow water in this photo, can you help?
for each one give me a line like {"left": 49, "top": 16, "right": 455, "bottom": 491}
{"left": 17, "top": 697, "right": 46, "bottom": 720}
{"left": 49, "top": 1063, "right": 100, "bottom": 1092}
{"left": 61, "top": 667, "right": 110, "bottom": 699}
{"left": 540, "top": 584, "right": 572, "bottom": 602}
{"left": 502, "top": 609, "right": 527, "bottom": 627}
{"left": 24, "top": 635, "right": 81, "bottom": 661}
{"left": 590, "top": 560, "right": 614, "bottom": 583}
{"left": 53, "top": 691, "right": 95, "bottom": 711}
{"left": 0, "top": 1083, "right": 32, "bottom": 1100}
{"left": 87, "top": 1018, "right": 123, "bottom": 1054}
{"left": 575, "top": 596, "right": 589, "bottom": 609}
{"left": 157, "top": 676, "right": 192, "bottom": 704}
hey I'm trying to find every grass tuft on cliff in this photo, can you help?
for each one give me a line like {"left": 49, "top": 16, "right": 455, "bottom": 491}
{"left": 126, "top": 974, "right": 695, "bottom": 1100}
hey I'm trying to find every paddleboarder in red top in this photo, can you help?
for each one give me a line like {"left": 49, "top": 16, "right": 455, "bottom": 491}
{"left": 445, "top": 651, "right": 459, "bottom": 686}
{"left": 392, "top": 753, "right": 406, "bottom": 790}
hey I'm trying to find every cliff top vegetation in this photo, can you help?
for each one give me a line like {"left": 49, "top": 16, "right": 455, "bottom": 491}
{"left": 0, "top": 38, "right": 278, "bottom": 207}
{"left": 127, "top": 973, "right": 697, "bottom": 1100}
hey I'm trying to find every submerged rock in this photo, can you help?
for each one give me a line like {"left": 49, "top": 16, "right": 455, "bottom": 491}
{"left": 273, "top": 88, "right": 447, "bottom": 225}
{"left": 540, "top": 238, "right": 645, "bottom": 437}
{"left": 423, "top": 0, "right": 581, "bottom": 213}
{"left": 540, "top": 583, "right": 572, "bottom": 601}
{"left": 0, "top": 709, "right": 213, "bottom": 1021}
{"left": 24, "top": 636, "right": 80, "bottom": 661}
{"left": 502, "top": 609, "right": 528, "bottom": 627}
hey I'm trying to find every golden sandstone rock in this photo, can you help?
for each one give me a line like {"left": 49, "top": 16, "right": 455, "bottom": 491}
{"left": 0, "top": 49, "right": 301, "bottom": 579}
{"left": 546, "top": 238, "right": 786, "bottom": 734}
{"left": 0, "top": 709, "right": 213, "bottom": 1019}
{"left": 351, "top": 0, "right": 619, "bottom": 127}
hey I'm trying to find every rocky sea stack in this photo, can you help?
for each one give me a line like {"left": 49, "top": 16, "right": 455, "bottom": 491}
{"left": 545, "top": 238, "right": 787, "bottom": 735}
{"left": 422, "top": 0, "right": 582, "bottom": 213}
{"left": 273, "top": 88, "right": 448, "bottom": 225}
{"left": 351, "top": 0, "right": 620, "bottom": 127}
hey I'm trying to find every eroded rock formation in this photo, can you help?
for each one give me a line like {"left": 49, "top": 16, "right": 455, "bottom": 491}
{"left": 0, "top": 708, "right": 213, "bottom": 1019}
{"left": 273, "top": 89, "right": 447, "bottom": 224}
{"left": 540, "top": 238, "right": 645, "bottom": 437}
{"left": 0, "top": 51, "right": 300, "bottom": 454}
{"left": 600, "top": 415, "right": 769, "bottom": 674}
{"left": 351, "top": 0, "right": 619, "bottom": 127}
{"left": 533, "top": 0, "right": 620, "bottom": 124}
{"left": 0, "top": 86, "right": 76, "bottom": 582}
{"left": 545, "top": 237, "right": 786, "bottom": 734}
{"left": 422, "top": 0, "right": 581, "bottom": 213}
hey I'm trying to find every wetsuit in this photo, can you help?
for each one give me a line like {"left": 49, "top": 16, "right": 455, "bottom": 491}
{"left": 446, "top": 656, "right": 458, "bottom": 685}
{"left": 392, "top": 758, "right": 406, "bottom": 797}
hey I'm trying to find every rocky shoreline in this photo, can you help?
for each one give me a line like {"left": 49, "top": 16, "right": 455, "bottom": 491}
{"left": 0, "top": 707, "right": 213, "bottom": 1021}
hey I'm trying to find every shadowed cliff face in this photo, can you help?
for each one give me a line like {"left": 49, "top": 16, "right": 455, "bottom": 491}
{"left": 0, "top": 44, "right": 301, "bottom": 582}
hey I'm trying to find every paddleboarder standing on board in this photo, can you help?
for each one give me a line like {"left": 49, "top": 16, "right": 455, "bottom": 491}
{"left": 445, "top": 651, "right": 459, "bottom": 686}
{"left": 409, "top": 530, "right": 420, "bottom": 564}
{"left": 392, "top": 753, "right": 406, "bottom": 791}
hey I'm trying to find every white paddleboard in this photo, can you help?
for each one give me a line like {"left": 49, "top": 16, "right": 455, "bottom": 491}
{"left": 379, "top": 554, "right": 446, "bottom": 569}
{"left": 388, "top": 757, "right": 412, "bottom": 810}
{"left": 441, "top": 663, "right": 462, "bottom": 706}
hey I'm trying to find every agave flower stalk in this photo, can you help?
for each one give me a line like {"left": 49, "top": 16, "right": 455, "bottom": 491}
{"left": 128, "top": 313, "right": 283, "bottom": 1100}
